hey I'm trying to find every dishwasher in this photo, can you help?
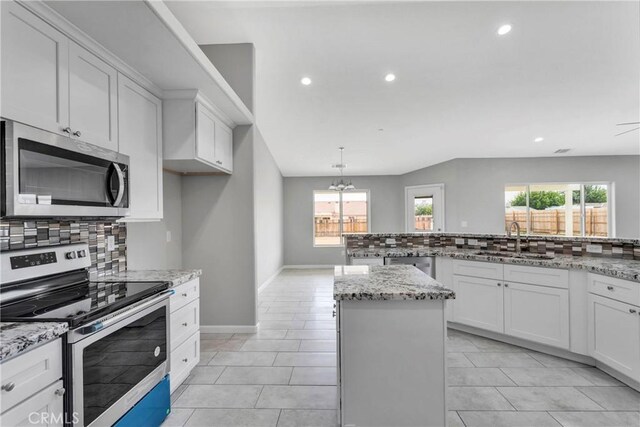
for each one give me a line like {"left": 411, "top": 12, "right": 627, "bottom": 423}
{"left": 384, "top": 256, "right": 435, "bottom": 278}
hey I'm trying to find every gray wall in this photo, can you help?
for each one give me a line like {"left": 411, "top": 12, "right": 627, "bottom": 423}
{"left": 284, "top": 155, "right": 640, "bottom": 265}
{"left": 402, "top": 156, "right": 640, "bottom": 237}
{"left": 182, "top": 125, "right": 257, "bottom": 327}
{"left": 283, "top": 175, "right": 403, "bottom": 266}
{"left": 126, "top": 171, "right": 183, "bottom": 269}
{"left": 254, "top": 129, "right": 284, "bottom": 287}
{"left": 200, "top": 43, "right": 255, "bottom": 113}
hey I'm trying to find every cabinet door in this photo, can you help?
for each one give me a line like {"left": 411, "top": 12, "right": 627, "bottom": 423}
{"left": 0, "top": 380, "right": 64, "bottom": 427}
{"left": 588, "top": 294, "right": 640, "bottom": 380}
{"left": 214, "top": 121, "right": 233, "bottom": 172}
{"left": 170, "top": 331, "right": 200, "bottom": 394}
{"left": 117, "top": 74, "right": 163, "bottom": 221}
{"left": 350, "top": 258, "right": 384, "bottom": 266}
{"left": 504, "top": 282, "right": 570, "bottom": 349}
{"left": 195, "top": 102, "right": 216, "bottom": 165}
{"left": 68, "top": 41, "right": 118, "bottom": 150}
{"left": 452, "top": 275, "right": 504, "bottom": 333}
{"left": 0, "top": 1, "right": 69, "bottom": 135}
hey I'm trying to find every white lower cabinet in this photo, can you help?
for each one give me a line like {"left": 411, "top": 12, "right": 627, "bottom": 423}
{"left": 0, "top": 380, "right": 64, "bottom": 427}
{"left": 588, "top": 293, "right": 640, "bottom": 381}
{"left": 350, "top": 258, "right": 384, "bottom": 266}
{"left": 504, "top": 282, "right": 570, "bottom": 349}
{"left": 169, "top": 278, "right": 201, "bottom": 393}
{"left": 452, "top": 275, "right": 504, "bottom": 333}
{"left": 0, "top": 339, "right": 65, "bottom": 427}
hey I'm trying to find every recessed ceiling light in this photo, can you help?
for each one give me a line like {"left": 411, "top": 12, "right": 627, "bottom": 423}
{"left": 301, "top": 77, "right": 312, "bottom": 86}
{"left": 497, "top": 24, "right": 512, "bottom": 36}
{"left": 385, "top": 73, "right": 396, "bottom": 82}
{"left": 534, "top": 137, "right": 544, "bottom": 142}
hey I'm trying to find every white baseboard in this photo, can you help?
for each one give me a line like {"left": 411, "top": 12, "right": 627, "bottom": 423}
{"left": 258, "top": 266, "right": 284, "bottom": 293}
{"left": 283, "top": 264, "right": 336, "bottom": 269}
{"left": 201, "top": 324, "right": 259, "bottom": 334}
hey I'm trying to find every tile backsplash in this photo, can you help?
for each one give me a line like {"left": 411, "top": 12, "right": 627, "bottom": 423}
{"left": 0, "top": 219, "right": 126, "bottom": 279}
{"left": 345, "top": 233, "right": 640, "bottom": 260}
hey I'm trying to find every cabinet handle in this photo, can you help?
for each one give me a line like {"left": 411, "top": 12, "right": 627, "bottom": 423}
{"left": 607, "top": 286, "right": 614, "bottom": 291}
{"left": 72, "top": 130, "right": 81, "bottom": 137}
{"left": 630, "top": 309, "right": 637, "bottom": 314}
{"left": 182, "top": 322, "right": 188, "bottom": 327}
{"left": 497, "top": 283, "right": 502, "bottom": 287}
{"left": 1, "top": 382, "right": 15, "bottom": 392}
{"left": 182, "top": 358, "right": 188, "bottom": 363}
{"left": 216, "top": 160, "right": 222, "bottom": 165}
{"left": 54, "top": 388, "right": 65, "bottom": 397}
{"left": 504, "top": 283, "right": 509, "bottom": 288}
{"left": 182, "top": 293, "right": 188, "bottom": 297}
{"left": 332, "top": 310, "right": 336, "bottom": 318}
{"left": 62, "top": 127, "right": 71, "bottom": 134}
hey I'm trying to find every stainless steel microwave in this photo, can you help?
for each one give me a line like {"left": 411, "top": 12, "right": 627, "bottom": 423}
{"left": 1, "top": 120, "right": 130, "bottom": 217}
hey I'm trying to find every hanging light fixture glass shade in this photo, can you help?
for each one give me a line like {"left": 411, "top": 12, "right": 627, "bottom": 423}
{"left": 328, "top": 147, "right": 356, "bottom": 192}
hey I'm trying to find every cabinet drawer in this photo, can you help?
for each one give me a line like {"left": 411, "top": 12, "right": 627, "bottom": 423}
{"left": 453, "top": 260, "right": 503, "bottom": 280}
{"left": 170, "top": 299, "right": 200, "bottom": 350}
{"left": 350, "top": 257, "right": 384, "bottom": 266}
{"left": 170, "top": 331, "right": 200, "bottom": 393}
{"left": 0, "top": 380, "right": 64, "bottom": 426}
{"left": 589, "top": 274, "right": 640, "bottom": 306}
{"left": 170, "top": 279, "right": 200, "bottom": 313}
{"left": 1, "top": 339, "right": 62, "bottom": 413}
{"left": 504, "top": 265, "right": 569, "bottom": 289}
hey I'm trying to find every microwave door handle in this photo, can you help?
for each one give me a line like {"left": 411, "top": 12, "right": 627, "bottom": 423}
{"left": 112, "top": 163, "right": 125, "bottom": 206}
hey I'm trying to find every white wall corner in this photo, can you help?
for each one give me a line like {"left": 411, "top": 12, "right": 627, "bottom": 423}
{"left": 258, "top": 266, "right": 284, "bottom": 294}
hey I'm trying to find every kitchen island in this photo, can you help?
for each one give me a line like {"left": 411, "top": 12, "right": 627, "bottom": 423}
{"left": 334, "top": 265, "right": 455, "bottom": 427}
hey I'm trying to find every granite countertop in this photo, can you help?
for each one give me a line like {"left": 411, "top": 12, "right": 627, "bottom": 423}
{"left": 334, "top": 265, "right": 456, "bottom": 301}
{"left": 0, "top": 322, "right": 68, "bottom": 362}
{"left": 95, "top": 269, "right": 202, "bottom": 288}
{"left": 347, "top": 248, "right": 640, "bottom": 283}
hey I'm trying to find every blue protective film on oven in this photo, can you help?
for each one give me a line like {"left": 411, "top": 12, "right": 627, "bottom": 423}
{"left": 113, "top": 375, "right": 170, "bottom": 427}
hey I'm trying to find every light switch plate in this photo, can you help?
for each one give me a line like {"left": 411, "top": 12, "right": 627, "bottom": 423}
{"left": 107, "top": 235, "right": 116, "bottom": 251}
{"left": 166, "top": 231, "right": 172, "bottom": 242}
{"left": 586, "top": 244, "right": 603, "bottom": 254}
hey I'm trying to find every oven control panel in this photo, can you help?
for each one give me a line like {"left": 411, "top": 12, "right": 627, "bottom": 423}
{"left": 1, "top": 243, "right": 91, "bottom": 285}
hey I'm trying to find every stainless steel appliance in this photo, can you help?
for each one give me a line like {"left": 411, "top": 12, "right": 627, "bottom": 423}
{"left": 1, "top": 119, "right": 130, "bottom": 217}
{"left": 0, "top": 243, "right": 171, "bottom": 426}
{"left": 384, "top": 256, "right": 435, "bottom": 277}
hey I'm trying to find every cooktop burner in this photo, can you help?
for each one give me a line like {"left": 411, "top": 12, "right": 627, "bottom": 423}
{"left": 1, "top": 279, "right": 169, "bottom": 328}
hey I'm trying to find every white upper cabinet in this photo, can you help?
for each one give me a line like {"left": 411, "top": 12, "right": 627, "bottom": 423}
{"left": 69, "top": 41, "right": 118, "bottom": 150}
{"left": 1, "top": 2, "right": 118, "bottom": 151}
{"left": 214, "top": 120, "right": 233, "bottom": 172}
{"left": 117, "top": 73, "right": 163, "bottom": 221}
{"left": 164, "top": 90, "right": 234, "bottom": 174}
{"left": 195, "top": 101, "right": 217, "bottom": 165}
{"left": 0, "top": 1, "right": 69, "bottom": 134}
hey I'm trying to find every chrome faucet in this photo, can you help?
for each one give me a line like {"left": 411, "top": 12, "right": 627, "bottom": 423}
{"left": 507, "top": 221, "right": 522, "bottom": 253}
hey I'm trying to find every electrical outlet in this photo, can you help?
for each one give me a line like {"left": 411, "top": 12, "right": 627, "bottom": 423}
{"left": 106, "top": 235, "right": 116, "bottom": 251}
{"left": 166, "top": 231, "right": 172, "bottom": 242}
{"left": 385, "top": 238, "right": 396, "bottom": 245}
{"left": 586, "top": 244, "right": 603, "bottom": 254}
{"left": 455, "top": 238, "right": 465, "bottom": 245}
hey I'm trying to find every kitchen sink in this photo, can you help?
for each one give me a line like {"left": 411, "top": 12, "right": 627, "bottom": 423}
{"left": 472, "top": 250, "right": 555, "bottom": 260}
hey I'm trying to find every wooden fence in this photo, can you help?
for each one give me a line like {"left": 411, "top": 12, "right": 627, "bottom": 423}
{"left": 415, "top": 215, "right": 433, "bottom": 231}
{"left": 505, "top": 208, "right": 608, "bottom": 236}
{"left": 314, "top": 216, "right": 368, "bottom": 236}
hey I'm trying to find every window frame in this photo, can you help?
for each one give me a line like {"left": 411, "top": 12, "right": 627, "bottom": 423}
{"left": 313, "top": 189, "right": 371, "bottom": 247}
{"left": 504, "top": 181, "right": 614, "bottom": 238}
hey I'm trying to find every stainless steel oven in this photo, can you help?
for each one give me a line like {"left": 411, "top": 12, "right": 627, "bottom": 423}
{"left": 1, "top": 119, "right": 130, "bottom": 217}
{"left": 67, "top": 293, "right": 170, "bottom": 427}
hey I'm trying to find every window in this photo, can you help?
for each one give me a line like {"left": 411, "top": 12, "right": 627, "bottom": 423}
{"left": 504, "top": 183, "right": 611, "bottom": 237}
{"left": 314, "top": 190, "right": 369, "bottom": 246}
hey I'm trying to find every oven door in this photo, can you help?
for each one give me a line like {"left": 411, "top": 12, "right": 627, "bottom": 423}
{"left": 2, "top": 120, "right": 130, "bottom": 217}
{"left": 69, "top": 293, "right": 169, "bottom": 427}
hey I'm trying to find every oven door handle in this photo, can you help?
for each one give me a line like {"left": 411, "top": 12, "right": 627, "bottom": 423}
{"left": 78, "top": 290, "right": 174, "bottom": 335}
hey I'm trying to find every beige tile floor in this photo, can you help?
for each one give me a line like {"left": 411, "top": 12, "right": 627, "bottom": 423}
{"left": 164, "top": 268, "right": 640, "bottom": 427}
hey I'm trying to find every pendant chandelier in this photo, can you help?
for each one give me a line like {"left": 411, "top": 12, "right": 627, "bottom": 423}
{"left": 328, "top": 147, "right": 355, "bottom": 191}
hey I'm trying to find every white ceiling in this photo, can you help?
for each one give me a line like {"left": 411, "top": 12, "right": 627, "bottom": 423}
{"left": 166, "top": 1, "right": 640, "bottom": 177}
